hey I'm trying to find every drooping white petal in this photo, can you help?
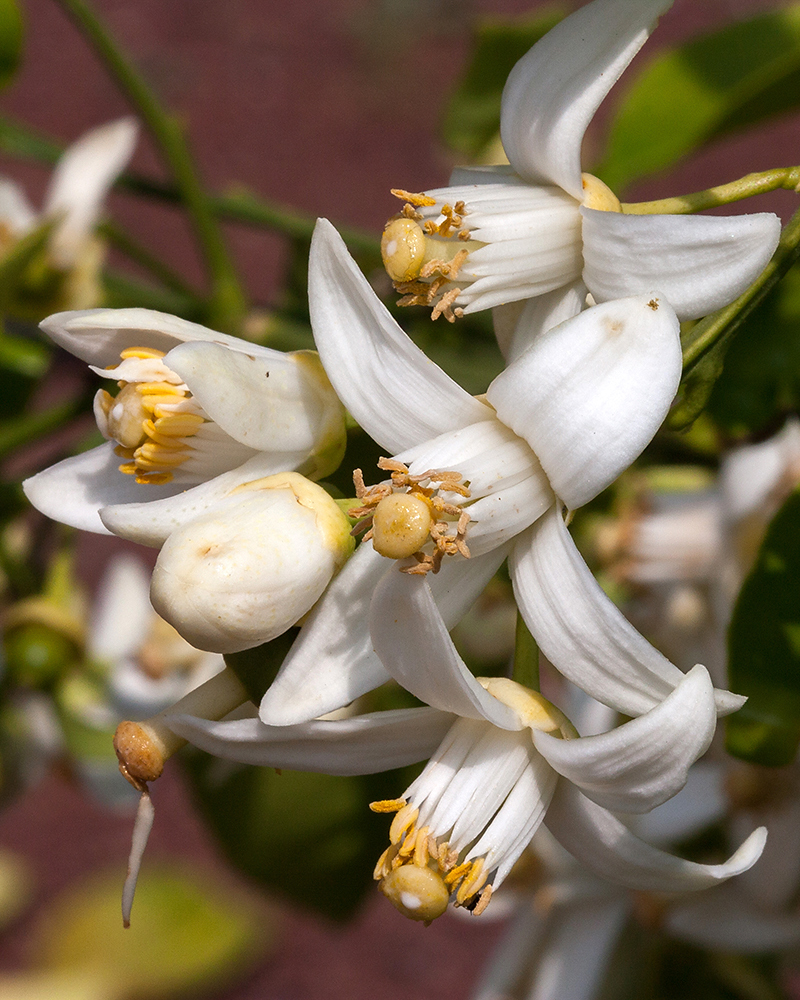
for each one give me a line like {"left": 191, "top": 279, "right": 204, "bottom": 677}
{"left": 167, "top": 706, "right": 455, "bottom": 774}
{"left": 89, "top": 555, "right": 153, "bottom": 662}
{"left": 259, "top": 541, "right": 509, "bottom": 726}
{"left": 43, "top": 118, "right": 138, "bottom": 267}
{"left": 582, "top": 209, "right": 781, "bottom": 320}
{"left": 0, "top": 178, "right": 37, "bottom": 234}
{"left": 488, "top": 295, "right": 681, "bottom": 509}
{"left": 308, "top": 219, "right": 488, "bottom": 451}
{"left": 533, "top": 665, "right": 716, "bottom": 813}
{"left": 526, "top": 897, "right": 630, "bottom": 1000}
{"left": 22, "top": 442, "right": 186, "bottom": 535}
{"left": 510, "top": 507, "right": 745, "bottom": 716}
{"left": 500, "top": 0, "right": 673, "bottom": 197}
{"left": 39, "top": 307, "right": 278, "bottom": 367}
{"left": 665, "top": 884, "right": 800, "bottom": 954}
{"left": 720, "top": 417, "right": 800, "bottom": 523}
{"left": 98, "top": 449, "right": 317, "bottom": 546}
{"left": 369, "top": 569, "right": 522, "bottom": 730}
{"left": 503, "top": 280, "right": 586, "bottom": 363}
{"left": 545, "top": 781, "right": 767, "bottom": 893}
{"left": 164, "top": 341, "right": 342, "bottom": 455}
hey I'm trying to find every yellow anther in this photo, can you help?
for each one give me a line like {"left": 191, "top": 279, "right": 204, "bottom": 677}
{"left": 581, "top": 173, "right": 622, "bottom": 213}
{"left": 413, "top": 826, "right": 432, "bottom": 867}
{"left": 471, "top": 884, "right": 493, "bottom": 916}
{"left": 136, "top": 472, "right": 173, "bottom": 485}
{"left": 389, "top": 803, "right": 419, "bottom": 846}
{"left": 391, "top": 189, "right": 437, "bottom": 208}
{"left": 374, "top": 844, "right": 399, "bottom": 880}
{"left": 381, "top": 218, "right": 426, "bottom": 282}
{"left": 136, "top": 382, "right": 185, "bottom": 396}
{"left": 379, "top": 865, "right": 450, "bottom": 924}
{"left": 444, "top": 860, "right": 472, "bottom": 888}
{"left": 153, "top": 413, "right": 206, "bottom": 437}
{"left": 456, "top": 859, "right": 487, "bottom": 905}
{"left": 369, "top": 798, "right": 407, "bottom": 814}
{"left": 119, "top": 346, "right": 166, "bottom": 360}
{"left": 371, "top": 493, "right": 434, "bottom": 560}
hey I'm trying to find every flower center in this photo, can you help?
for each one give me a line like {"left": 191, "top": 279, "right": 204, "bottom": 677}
{"left": 349, "top": 457, "right": 471, "bottom": 574}
{"left": 94, "top": 346, "right": 206, "bottom": 485}
{"left": 381, "top": 190, "right": 485, "bottom": 322}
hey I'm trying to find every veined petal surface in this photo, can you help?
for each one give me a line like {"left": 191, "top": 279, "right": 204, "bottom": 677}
{"left": 533, "top": 665, "right": 716, "bottom": 813}
{"left": 546, "top": 781, "right": 767, "bottom": 893}
{"left": 487, "top": 294, "right": 681, "bottom": 509}
{"left": 503, "top": 280, "right": 586, "bottom": 362}
{"left": 500, "top": 0, "right": 672, "bottom": 197}
{"left": 582, "top": 209, "right": 781, "bottom": 320}
{"left": 308, "top": 219, "right": 488, "bottom": 452}
{"left": 168, "top": 706, "right": 455, "bottom": 774}
{"left": 510, "top": 508, "right": 746, "bottom": 717}
{"left": 370, "top": 570, "right": 521, "bottom": 730}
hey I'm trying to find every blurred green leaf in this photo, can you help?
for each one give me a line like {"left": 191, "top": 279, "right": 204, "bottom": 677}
{"left": 726, "top": 491, "right": 800, "bottom": 766}
{"left": 0, "top": 0, "right": 23, "bottom": 93}
{"left": 36, "top": 866, "right": 266, "bottom": 1000}
{"left": 598, "top": 5, "right": 800, "bottom": 192}
{"left": 707, "top": 264, "right": 800, "bottom": 436}
{"left": 184, "top": 751, "right": 388, "bottom": 920}
{"left": 442, "top": 6, "right": 566, "bottom": 159}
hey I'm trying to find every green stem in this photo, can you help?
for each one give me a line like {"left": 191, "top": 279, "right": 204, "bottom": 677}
{"left": 682, "top": 202, "right": 800, "bottom": 372}
{"left": 623, "top": 166, "right": 800, "bottom": 215}
{"left": 54, "top": 0, "right": 248, "bottom": 331}
{"left": 512, "top": 612, "right": 539, "bottom": 691}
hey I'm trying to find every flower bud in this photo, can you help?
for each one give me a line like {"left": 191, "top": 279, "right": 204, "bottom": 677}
{"left": 149, "top": 473, "right": 354, "bottom": 653}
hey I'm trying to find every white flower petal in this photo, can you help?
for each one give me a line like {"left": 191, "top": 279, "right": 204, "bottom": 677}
{"left": 89, "top": 555, "right": 153, "bottom": 662}
{"left": 582, "top": 208, "right": 781, "bottom": 320}
{"left": 164, "top": 341, "right": 341, "bottom": 455}
{"left": 43, "top": 118, "right": 138, "bottom": 267}
{"left": 720, "top": 417, "right": 800, "bottom": 523}
{"left": 545, "top": 781, "right": 767, "bottom": 892}
{"left": 39, "top": 307, "right": 277, "bottom": 367}
{"left": 500, "top": 0, "right": 672, "bottom": 197}
{"left": 98, "top": 449, "right": 315, "bottom": 546}
{"left": 503, "top": 280, "right": 586, "bottom": 363}
{"left": 510, "top": 508, "right": 745, "bottom": 716}
{"left": 308, "top": 219, "right": 489, "bottom": 451}
{"left": 0, "top": 178, "right": 37, "bottom": 234}
{"left": 533, "top": 665, "right": 716, "bottom": 813}
{"left": 167, "top": 706, "right": 455, "bottom": 773}
{"left": 633, "top": 762, "right": 726, "bottom": 846}
{"left": 23, "top": 442, "right": 186, "bottom": 535}
{"left": 488, "top": 295, "right": 681, "bottom": 509}
{"left": 369, "top": 569, "right": 521, "bottom": 729}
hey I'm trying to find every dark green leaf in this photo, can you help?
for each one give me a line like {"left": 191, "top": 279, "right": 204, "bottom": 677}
{"left": 442, "top": 7, "right": 566, "bottom": 159}
{"left": 598, "top": 4, "right": 800, "bottom": 193}
{"left": 0, "top": 0, "right": 23, "bottom": 93}
{"left": 726, "top": 490, "right": 800, "bottom": 766}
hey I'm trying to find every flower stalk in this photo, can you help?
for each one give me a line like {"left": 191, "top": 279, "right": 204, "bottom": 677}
{"left": 623, "top": 166, "right": 800, "bottom": 216}
{"left": 512, "top": 612, "right": 539, "bottom": 692}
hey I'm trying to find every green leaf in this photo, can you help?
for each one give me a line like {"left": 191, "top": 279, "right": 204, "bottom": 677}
{"left": 598, "top": 4, "right": 800, "bottom": 192}
{"left": 726, "top": 490, "right": 800, "bottom": 766}
{"left": 0, "top": 0, "right": 23, "bottom": 93}
{"left": 442, "top": 7, "right": 566, "bottom": 159}
{"left": 35, "top": 866, "right": 266, "bottom": 999}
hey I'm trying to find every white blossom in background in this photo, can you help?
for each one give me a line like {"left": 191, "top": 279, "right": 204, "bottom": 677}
{"left": 23, "top": 308, "right": 347, "bottom": 538}
{"left": 0, "top": 118, "right": 138, "bottom": 309}
{"left": 379, "top": 0, "right": 779, "bottom": 359}
{"left": 255, "top": 221, "right": 740, "bottom": 729}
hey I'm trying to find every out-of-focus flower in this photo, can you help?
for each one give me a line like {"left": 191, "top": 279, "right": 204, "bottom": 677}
{"left": 150, "top": 472, "right": 355, "bottom": 653}
{"left": 380, "top": 0, "right": 779, "bottom": 355}
{"left": 23, "top": 308, "right": 347, "bottom": 537}
{"left": 0, "top": 118, "right": 138, "bottom": 314}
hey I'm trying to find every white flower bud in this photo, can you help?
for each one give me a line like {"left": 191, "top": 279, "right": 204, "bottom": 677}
{"left": 149, "top": 473, "right": 354, "bottom": 653}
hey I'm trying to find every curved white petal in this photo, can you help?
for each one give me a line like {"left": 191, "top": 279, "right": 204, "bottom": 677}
{"left": 721, "top": 418, "right": 800, "bottom": 523}
{"left": 39, "top": 307, "right": 277, "bottom": 367}
{"left": 167, "top": 705, "right": 454, "bottom": 774}
{"left": 500, "top": 0, "right": 672, "bottom": 197}
{"left": 43, "top": 118, "right": 138, "bottom": 267}
{"left": 533, "top": 665, "right": 716, "bottom": 813}
{"left": 259, "top": 540, "right": 510, "bottom": 727}
{"left": 582, "top": 209, "right": 781, "bottom": 321}
{"left": 510, "top": 508, "right": 745, "bottom": 716}
{"left": 23, "top": 442, "right": 187, "bottom": 535}
{"left": 308, "top": 219, "right": 488, "bottom": 451}
{"left": 504, "top": 280, "right": 586, "bottom": 363}
{"left": 545, "top": 781, "right": 767, "bottom": 893}
{"left": 488, "top": 295, "right": 681, "bottom": 509}
{"left": 98, "top": 449, "right": 315, "bottom": 546}
{"left": 369, "top": 569, "right": 521, "bottom": 729}
{"left": 89, "top": 555, "right": 153, "bottom": 662}
{"left": 666, "top": 884, "right": 800, "bottom": 954}
{"left": 0, "top": 178, "right": 37, "bottom": 234}
{"left": 165, "top": 341, "right": 340, "bottom": 454}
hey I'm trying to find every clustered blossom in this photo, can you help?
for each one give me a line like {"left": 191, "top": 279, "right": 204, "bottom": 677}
{"left": 22, "top": 0, "right": 786, "bottom": 933}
